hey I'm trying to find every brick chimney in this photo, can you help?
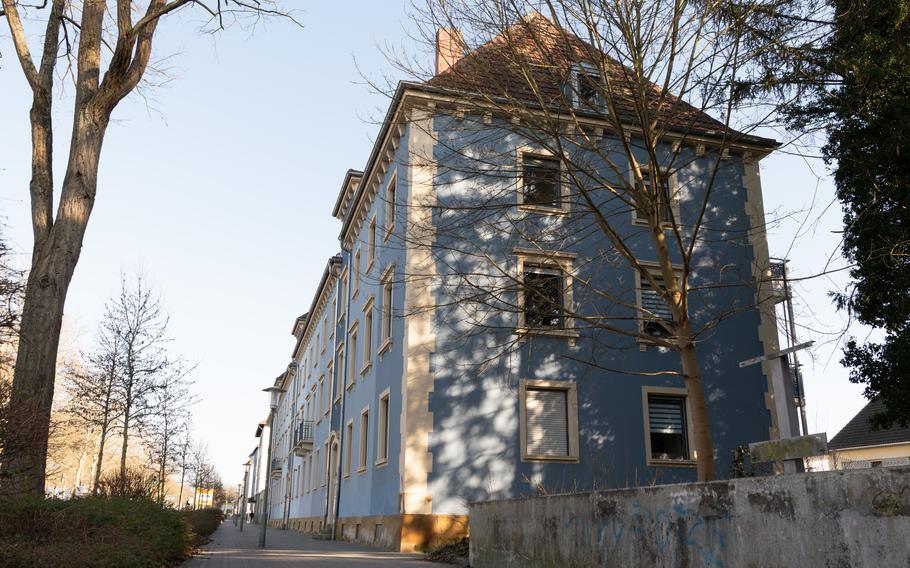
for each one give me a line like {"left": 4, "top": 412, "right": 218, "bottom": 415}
{"left": 435, "top": 28, "right": 464, "bottom": 75}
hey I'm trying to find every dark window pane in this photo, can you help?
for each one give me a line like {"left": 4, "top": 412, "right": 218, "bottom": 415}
{"left": 641, "top": 272, "right": 673, "bottom": 337}
{"left": 638, "top": 170, "right": 673, "bottom": 223}
{"left": 648, "top": 395, "right": 689, "bottom": 460}
{"left": 523, "top": 156, "right": 560, "bottom": 207}
{"left": 577, "top": 72, "right": 601, "bottom": 108}
{"left": 524, "top": 267, "right": 563, "bottom": 328}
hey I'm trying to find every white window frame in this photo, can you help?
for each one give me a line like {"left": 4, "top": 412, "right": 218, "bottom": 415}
{"left": 384, "top": 173, "right": 397, "bottom": 242}
{"left": 376, "top": 388, "right": 391, "bottom": 466}
{"left": 630, "top": 165, "right": 681, "bottom": 227}
{"left": 514, "top": 249, "right": 579, "bottom": 344}
{"left": 343, "top": 420, "right": 354, "bottom": 478}
{"left": 361, "top": 297, "right": 374, "bottom": 375}
{"left": 571, "top": 63, "right": 606, "bottom": 111}
{"left": 339, "top": 269, "right": 349, "bottom": 323}
{"left": 641, "top": 386, "right": 696, "bottom": 467}
{"left": 358, "top": 406, "right": 370, "bottom": 473}
{"left": 347, "top": 322, "right": 358, "bottom": 390}
{"left": 368, "top": 217, "right": 377, "bottom": 271}
{"left": 516, "top": 147, "right": 570, "bottom": 214}
{"left": 634, "top": 262, "right": 683, "bottom": 342}
{"left": 519, "top": 379, "right": 579, "bottom": 463}
{"left": 379, "top": 264, "right": 394, "bottom": 355}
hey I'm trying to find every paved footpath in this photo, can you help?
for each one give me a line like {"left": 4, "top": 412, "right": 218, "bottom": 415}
{"left": 182, "top": 523, "right": 443, "bottom": 567}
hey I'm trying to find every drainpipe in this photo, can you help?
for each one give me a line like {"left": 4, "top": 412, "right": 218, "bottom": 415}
{"left": 330, "top": 255, "right": 353, "bottom": 538}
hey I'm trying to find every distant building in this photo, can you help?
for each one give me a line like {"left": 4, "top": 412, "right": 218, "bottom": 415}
{"left": 254, "top": 13, "right": 787, "bottom": 552}
{"left": 828, "top": 399, "right": 910, "bottom": 469}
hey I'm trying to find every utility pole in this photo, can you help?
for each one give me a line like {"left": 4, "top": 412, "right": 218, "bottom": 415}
{"left": 240, "top": 462, "right": 249, "bottom": 532}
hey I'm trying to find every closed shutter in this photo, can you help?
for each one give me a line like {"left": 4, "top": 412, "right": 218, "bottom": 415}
{"left": 641, "top": 273, "right": 672, "bottom": 321}
{"left": 648, "top": 396, "right": 685, "bottom": 434}
{"left": 526, "top": 388, "right": 569, "bottom": 457}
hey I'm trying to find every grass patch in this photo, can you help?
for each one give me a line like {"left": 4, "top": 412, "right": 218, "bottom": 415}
{"left": 0, "top": 495, "right": 193, "bottom": 568}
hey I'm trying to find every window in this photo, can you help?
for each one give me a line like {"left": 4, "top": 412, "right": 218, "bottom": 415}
{"left": 359, "top": 408, "right": 370, "bottom": 472}
{"left": 524, "top": 265, "right": 564, "bottom": 328}
{"left": 318, "top": 376, "right": 325, "bottom": 416}
{"left": 344, "top": 421, "right": 353, "bottom": 477}
{"left": 385, "top": 176, "right": 396, "bottom": 240}
{"left": 347, "top": 326, "right": 358, "bottom": 389}
{"left": 300, "top": 460, "right": 306, "bottom": 495}
{"left": 575, "top": 68, "right": 603, "bottom": 110}
{"left": 314, "top": 448, "right": 321, "bottom": 490}
{"left": 637, "top": 266, "right": 677, "bottom": 338}
{"left": 353, "top": 249, "right": 361, "bottom": 297}
{"left": 377, "top": 390, "right": 390, "bottom": 464}
{"left": 331, "top": 298, "right": 337, "bottom": 331}
{"left": 644, "top": 392, "right": 691, "bottom": 463}
{"left": 520, "top": 380, "right": 578, "bottom": 461}
{"left": 521, "top": 155, "right": 561, "bottom": 209}
{"left": 308, "top": 454, "right": 314, "bottom": 492}
{"left": 633, "top": 167, "right": 675, "bottom": 225}
{"left": 380, "top": 266, "right": 394, "bottom": 351}
{"left": 362, "top": 300, "right": 373, "bottom": 372}
{"left": 368, "top": 218, "right": 377, "bottom": 269}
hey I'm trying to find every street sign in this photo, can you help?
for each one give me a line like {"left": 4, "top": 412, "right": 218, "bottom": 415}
{"left": 738, "top": 341, "right": 814, "bottom": 368}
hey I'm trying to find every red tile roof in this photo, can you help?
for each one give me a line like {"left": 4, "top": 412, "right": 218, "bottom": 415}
{"left": 428, "top": 12, "right": 775, "bottom": 147}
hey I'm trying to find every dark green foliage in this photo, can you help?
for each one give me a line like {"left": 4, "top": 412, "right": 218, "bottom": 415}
{"left": 732, "top": 0, "right": 910, "bottom": 427}
{"left": 179, "top": 507, "right": 224, "bottom": 546}
{"left": 825, "top": 0, "right": 910, "bottom": 428}
{"left": 0, "top": 496, "right": 193, "bottom": 568}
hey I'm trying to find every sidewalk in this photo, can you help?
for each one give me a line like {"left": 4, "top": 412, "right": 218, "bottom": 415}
{"left": 182, "top": 523, "right": 443, "bottom": 567}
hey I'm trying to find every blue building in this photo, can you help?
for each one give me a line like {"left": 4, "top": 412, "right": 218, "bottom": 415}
{"left": 259, "top": 14, "right": 786, "bottom": 551}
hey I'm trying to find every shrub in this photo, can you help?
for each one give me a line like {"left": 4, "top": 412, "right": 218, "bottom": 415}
{"left": 94, "top": 466, "right": 159, "bottom": 499}
{"left": 179, "top": 507, "right": 224, "bottom": 546}
{"left": 0, "top": 495, "right": 193, "bottom": 568}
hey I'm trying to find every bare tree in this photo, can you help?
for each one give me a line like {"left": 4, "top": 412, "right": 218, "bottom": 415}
{"left": 62, "top": 317, "right": 123, "bottom": 493}
{"left": 0, "top": 220, "right": 26, "bottom": 470}
{"left": 143, "top": 365, "right": 195, "bottom": 504}
{"left": 384, "top": 1, "right": 790, "bottom": 481}
{"left": 0, "top": 0, "right": 299, "bottom": 496}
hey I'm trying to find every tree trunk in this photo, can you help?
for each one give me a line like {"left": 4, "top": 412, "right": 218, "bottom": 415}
{"left": 0, "top": 110, "right": 106, "bottom": 497}
{"left": 119, "top": 407, "right": 130, "bottom": 489}
{"left": 679, "top": 337, "right": 716, "bottom": 481}
{"left": 92, "top": 422, "right": 110, "bottom": 493}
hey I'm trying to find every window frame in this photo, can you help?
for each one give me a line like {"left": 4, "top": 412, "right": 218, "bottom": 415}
{"left": 516, "top": 148, "right": 570, "bottom": 214}
{"left": 519, "top": 379, "right": 579, "bottom": 463}
{"left": 572, "top": 64, "right": 606, "bottom": 112}
{"left": 376, "top": 388, "right": 391, "bottom": 467}
{"left": 347, "top": 322, "right": 358, "bottom": 390}
{"left": 361, "top": 296, "right": 374, "bottom": 375}
{"left": 358, "top": 406, "right": 370, "bottom": 474}
{"left": 384, "top": 173, "right": 397, "bottom": 242}
{"left": 379, "top": 264, "right": 394, "bottom": 355}
{"left": 634, "top": 262, "right": 683, "bottom": 342}
{"left": 514, "top": 249, "right": 579, "bottom": 344}
{"left": 343, "top": 420, "right": 354, "bottom": 478}
{"left": 630, "top": 165, "right": 681, "bottom": 227}
{"left": 368, "top": 216, "right": 377, "bottom": 271}
{"left": 332, "top": 348, "right": 343, "bottom": 403}
{"left": 641, "top": 386, "right": 696, "bottom": 467}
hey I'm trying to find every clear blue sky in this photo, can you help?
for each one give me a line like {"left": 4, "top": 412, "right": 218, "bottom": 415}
{"left": 0, "top": 2, "right": 865, "bottom": 487}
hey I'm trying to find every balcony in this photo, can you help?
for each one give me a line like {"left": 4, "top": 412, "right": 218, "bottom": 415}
{"left": 270, "top": 458, "right": 282, "bottom": 479}
{"left": 768, "top": 260, "right": 790, "bottom": 304}
{"left": 292, "top": 419, "right": 315, "bottom": 456}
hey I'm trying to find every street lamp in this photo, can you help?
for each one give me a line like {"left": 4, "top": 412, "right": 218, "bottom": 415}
{"left": 259, "top": 384, "right": 285, "bottom": 549}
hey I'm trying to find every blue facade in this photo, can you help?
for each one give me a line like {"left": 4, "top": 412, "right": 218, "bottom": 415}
{"left": 260, "top": 88, "right": 779, "bottom": 549}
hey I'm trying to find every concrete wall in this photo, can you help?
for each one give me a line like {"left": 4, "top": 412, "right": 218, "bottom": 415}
{"left": 469, "top": 467, "right": 910, "bottom": 568}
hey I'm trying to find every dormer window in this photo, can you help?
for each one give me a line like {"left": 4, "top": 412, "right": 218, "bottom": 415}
{"left": 573, "top": 65, "right": 603, "bottom": 111}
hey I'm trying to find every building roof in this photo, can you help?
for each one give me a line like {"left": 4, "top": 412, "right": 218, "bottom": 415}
{"left": 828, "top": 399, "right": 910, "bottom": 450}
{"left": 428, "top": 12, "right": 776, "bottom": 148}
